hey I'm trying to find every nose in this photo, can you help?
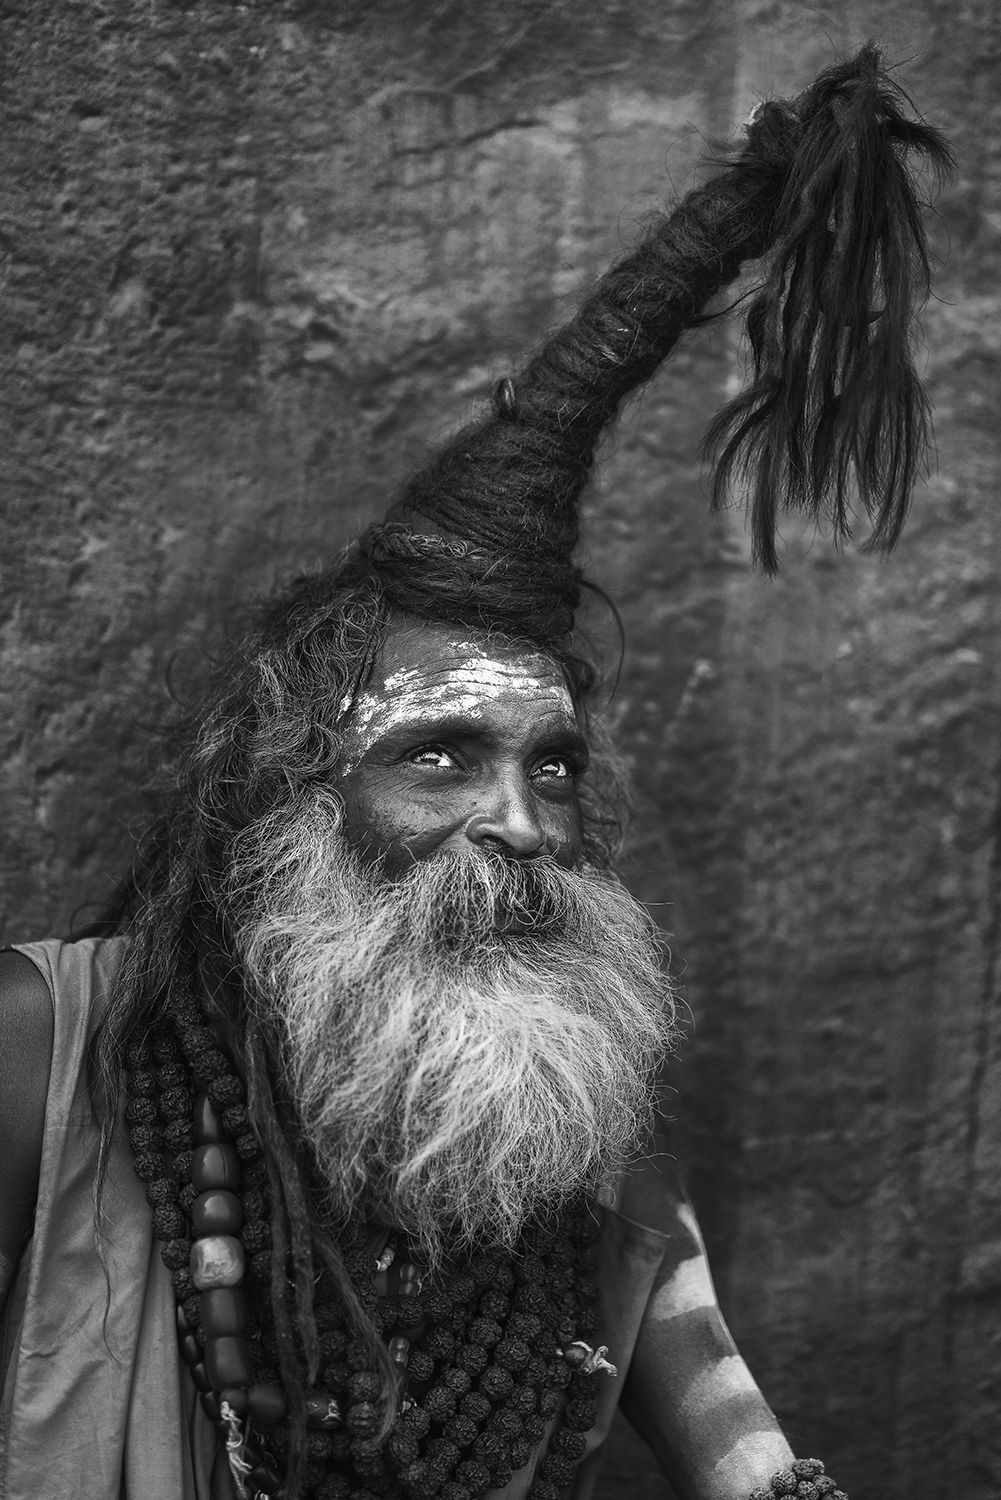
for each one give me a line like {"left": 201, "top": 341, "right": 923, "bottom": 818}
{"left": 464, "top": 772, "right": 546, "bottom": 858}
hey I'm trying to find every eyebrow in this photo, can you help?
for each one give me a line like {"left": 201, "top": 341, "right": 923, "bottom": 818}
{"left": 362, "top": 710, "right": 589, "bottom": 760}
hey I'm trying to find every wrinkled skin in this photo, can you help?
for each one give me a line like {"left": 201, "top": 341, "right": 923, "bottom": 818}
{"left": 335, "top": 620, "right": 588, "bottom": 877}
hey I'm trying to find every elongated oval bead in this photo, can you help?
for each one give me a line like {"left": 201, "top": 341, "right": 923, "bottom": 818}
{"left": 199, "top": 1286, "right": 247, "bottom": 1337}
{"left": 199, "top": 1389, "right": 220, "bottom": 1421}
{"left": 248, "top": 1383, "right": 287, "bottom": 1425}
{"left": 192, "top": 1189, "right": 243, "bottom": 1237}
{"left": 191, "top": 1362, "right": 211, "bottom": 1393}
{"left": 193, "top": 1093, "right": 225, "bottom": 1144}
{"left": 191, "top": 1144, "right": 240, "bottom": 1193}
{"left": 190, "top": 1234, "right": 245, "bottom": 1290}
{"left": 179, "top": 1332, "right": 201, "bottom": 1367}
{"left": 205, "top": 1334, "right": 253, "bottom": 1390}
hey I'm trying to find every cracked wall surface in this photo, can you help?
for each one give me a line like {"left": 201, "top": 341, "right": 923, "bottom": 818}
{"left": 2, "top": 3, "right": 999, "bottom": 1497}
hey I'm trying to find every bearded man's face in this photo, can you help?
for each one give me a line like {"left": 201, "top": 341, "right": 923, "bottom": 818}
{"left": 333, "top": 618, "right": 587, "bottom": 876}
{"left": 227, "top": 618, "right": 676, "bottom": 1267}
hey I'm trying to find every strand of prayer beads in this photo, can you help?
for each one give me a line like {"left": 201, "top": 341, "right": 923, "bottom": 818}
{"left": 125, "top": 1000, "right": 611, "bottom": 1500}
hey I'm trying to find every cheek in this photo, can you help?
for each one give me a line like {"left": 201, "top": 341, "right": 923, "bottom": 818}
{"left": 549, "top": 806, "right": 584, "bottom": 868}
{"left": 338, "top": 781, "right": 451, "bottom": 871}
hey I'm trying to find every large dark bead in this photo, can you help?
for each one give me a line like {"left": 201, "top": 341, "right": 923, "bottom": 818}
{"left": 305, "top": 1429, "right": 333, "bottom": 1460}
{"left": 221, "top": 1103, "right": 249, "bottom": 1135}
{"left": 540, "top": 1452, "right": 576, "bottom": 1485}
{"left": 246, "top": 1374, "right": 285, "bottom": 1422}
{"left": 171, "top": 1149, "right": 194, "bottom": 1183}
{"left": 386, "top": 1429, "right": 419, "bottom": 1467}
{"left": 152, "top": 1030, "right": 181, "bottom": 1064}
{"left": 205, "top": 1334, "right": 253, "bottom": 1390}
{"left": 191, "top": 1144, "right": 240, "bottom": 1192}
{"left": 161, "top": 1237, "right": 191, "bottom": 1272}
{"left": 160, "top": 1086, "right": 193, "bottom": 1120}
{"left": 199, "top": 1286, "right": 247, "bottom": 1337}
{"left": 235, "top": 1130, "right": 262, "bottom": 1162}
{"left": 304, "top": 1394, "right": 343, "bottom": 1429}
{"left": 219, "top": 1385, "right": 248, "bottom": 1416}
{"left": 345, "top": 1400, "right": 380, "bottom": 1437}
{"left": 511, "top": 1385, "right": 537, "bottom": 1415}
{"left": 192, "top": 1093, "right": 224, "bottom": 1144}
{"left": 423, "top": 1387, "right": 456, "bottom": 1422}
{"left": 455, "top": 1459, "right": 490, "bottom": 1491}
{"left": 455, "top": 1343, "right": 488, "bottom": 1376}
{"left": 207, "top": 1074, "right": 243, "bottom": 1109}
{"left": 152, "top": 1204, "right": 186, "bottom": 1240}
{"left": 509, "top": 1440, "right": 537, "bottom": 1476}
{"left": 397, "top": 1403, "right": 431, "bottom": 1439}
{"left": 446, "top": 1414, "right": 477, "bottom": 1449}
{"left": 126, "top": 1096, "right": 157, "bottom": 1125}
{"left": 132, "top": 1151, "right": 164, "bottom": 1183}
{"left": 537, "top": 1390, "right": 561, "bottom": 1419}
{"left": 393, "top": 1296, "right": 425, "bottom": 1330}
{"left": 467, "top": 1317, "right": 502, "bottom": 1349}
{"left": 191, "top": 1189, "right": 243, "bottom": 1237}
{"left": 247, "top": 1461, "right": 283, "bottom": 1495}
{"left": 494, "top": 1337, "right": 530, "bottom": 1371}
{"left": 458, "top": 1391, "right": 491, "bottom": 1423}
{"left": 479, "top": 1290, "right": 509, "bottom": 1320}
{"left": 406, "top": 1349, "right": 434, "bottom": 1383}
{"left": 553, "top": 1429, "right": 586, "bottom": 1460}
{"left": 130, "top": 1123, "right": 163, "bottom": 1153}
{"left": 478, "top": 1365, "right": 514, "bottom": 1402}
{"left": 423, "top": 1326, "right": 455, "bottom": 1360}
{"left": 347, "top": 1371, "right": 381, "bottom": 1403}
{"left": 448, "top": 1272, "right": 477, "bottom": 1303}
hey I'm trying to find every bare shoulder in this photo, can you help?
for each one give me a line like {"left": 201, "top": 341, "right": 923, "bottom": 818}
{"left": 0, "top": 949, "right": 55, "bottom": 1272}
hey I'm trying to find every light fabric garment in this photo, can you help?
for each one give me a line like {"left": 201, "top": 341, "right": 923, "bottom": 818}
{"left": 0, "top": 938, "right": 790, "bottom": 1500}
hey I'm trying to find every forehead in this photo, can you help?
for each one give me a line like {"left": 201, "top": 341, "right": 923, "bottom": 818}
{"left": 342, "top": 621, "right": 577, "bottom": 742}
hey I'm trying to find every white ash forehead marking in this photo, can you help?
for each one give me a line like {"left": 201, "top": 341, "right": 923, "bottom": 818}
{"left": 340, "top": 652, "right": 575, "bottom": 767}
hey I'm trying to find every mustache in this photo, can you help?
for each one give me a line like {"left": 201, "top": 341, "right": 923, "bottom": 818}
{"left": 385, "top": 850, "right": 609, "bottom": 947}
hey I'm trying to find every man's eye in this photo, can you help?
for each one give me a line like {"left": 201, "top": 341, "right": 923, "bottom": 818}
{"left": 534, "top": 756, "right": 573, "bottom": 779}
{"left": 407, "top": 746, "right": 455, "bottom": 769}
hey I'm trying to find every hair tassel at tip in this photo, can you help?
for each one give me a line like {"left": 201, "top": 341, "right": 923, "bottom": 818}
{"left": 705, "top": 42, "right": 956, "bottom": 574}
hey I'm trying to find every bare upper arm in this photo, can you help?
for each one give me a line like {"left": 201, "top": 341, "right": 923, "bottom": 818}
{"left": 0, "top": 949, "right": 54, "bottom": 1295}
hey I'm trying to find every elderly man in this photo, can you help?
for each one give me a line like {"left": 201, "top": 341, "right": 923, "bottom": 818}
{"left": 0, "top": 46, "right": 948, "bottom": 1500}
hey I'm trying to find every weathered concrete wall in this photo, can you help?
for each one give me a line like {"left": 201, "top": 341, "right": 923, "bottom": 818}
{"left": 2, "top": 3, "right": 997, "bottom": 1497}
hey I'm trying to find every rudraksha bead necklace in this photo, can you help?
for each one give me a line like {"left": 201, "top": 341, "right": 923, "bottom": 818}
{"left": 750, "top": 1459, "right": 849, "bottom": 1500}
{"left": 124, "top": 994, "right": 611, "bottom": 1499}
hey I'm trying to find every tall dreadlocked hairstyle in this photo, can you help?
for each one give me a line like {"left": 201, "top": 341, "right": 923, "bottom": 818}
{"left": 85, "top": 42, "right": 951, "bottom": 1495}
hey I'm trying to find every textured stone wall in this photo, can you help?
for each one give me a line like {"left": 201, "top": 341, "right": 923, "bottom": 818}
{"left": 2, "top": 2, "right": 998, "bottom": 1497}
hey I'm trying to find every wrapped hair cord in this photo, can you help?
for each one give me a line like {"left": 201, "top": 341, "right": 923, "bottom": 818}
{"left": 346, "top": 42, "right": 953, "bottom": 639}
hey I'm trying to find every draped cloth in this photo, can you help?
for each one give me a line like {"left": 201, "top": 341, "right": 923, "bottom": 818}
{"left": 0, "top": 938, "right": 791, "bottom": 1500}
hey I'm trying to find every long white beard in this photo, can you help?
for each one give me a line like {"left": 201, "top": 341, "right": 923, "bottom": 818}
{"left": 231, "top": 803, "right": 677, "bottom": 1268}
